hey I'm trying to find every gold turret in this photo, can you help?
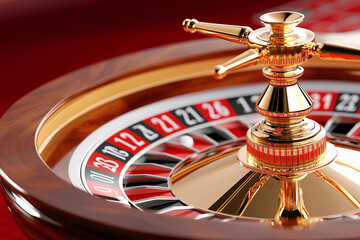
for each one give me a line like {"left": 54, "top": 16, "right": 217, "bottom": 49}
{"left": 179, "top": 11, "right": 360, "bottom": 225}
{"left": 183, "top": 11, "right": 360, "bottom": 173}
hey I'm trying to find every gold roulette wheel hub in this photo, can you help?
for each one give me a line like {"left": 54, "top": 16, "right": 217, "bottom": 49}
{"left": 173, "top": 11, "right": 360, "bottom": 225}
{"left": 0, "top": 11, "right": 360, "bottom": 240}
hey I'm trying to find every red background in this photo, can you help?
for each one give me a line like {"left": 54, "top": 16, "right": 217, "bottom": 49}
{"left": 0, "top": 0, "right": 358, "bottom": 239}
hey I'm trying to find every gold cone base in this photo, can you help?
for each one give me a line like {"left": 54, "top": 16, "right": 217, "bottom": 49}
{"left": 257, "top": 83, "right": 312, "bottom": 116}
{"left": 169, "top": 141, "right": 360, "bottom": 225}
{"left": 238, "top": 142, "right": 337, "bottom": 175}
{"left": 246, "top": 117, "right": 329, "bottom": 172}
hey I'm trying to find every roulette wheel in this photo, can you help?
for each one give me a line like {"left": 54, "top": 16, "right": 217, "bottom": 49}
{"left": 1, "top": 8, "right": 360, "bottom": 240}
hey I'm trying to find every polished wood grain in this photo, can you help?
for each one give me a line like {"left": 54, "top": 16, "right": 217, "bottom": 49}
{"left": 1, "top": 39, "right": 360, "bottom": 239}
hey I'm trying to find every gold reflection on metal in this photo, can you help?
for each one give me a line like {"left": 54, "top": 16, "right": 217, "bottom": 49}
{"left": 183, "top": 12, "right": 360, "bottom": 78}
{"left": 213, "top": 49, "right": 260, "bottom": 80}
{"left": 274, "top": 178, "right": 310, "bottom": 226}
{"left": 171, "top": 148, "right": 236, "bottom": 184}
{"left": 311, "top": 42, "right": 360, "bottom": 61}
{"left": 313, "top": 171, "right": 360, "bottom": 209}
{"left": 236, "top": 175, "right": 270, "bottom": 216}
{"left": 239, "top": 141, "right": 337, "bottom": 174}
{"left": 255, "top": 83, "right": 312, "bottom": 122}
{"left": 180, "top": 11, "right": 360, "bottom": 226}
{"left": 183, "top": 11, "right": 360, "bottom": 172}
{"left": 170, "top": 145, "right": 360, "bottom": 222}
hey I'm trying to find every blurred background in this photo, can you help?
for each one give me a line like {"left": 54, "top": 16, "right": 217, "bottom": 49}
{"left": 0, "top": 0, "right": 359, "bottom": 239}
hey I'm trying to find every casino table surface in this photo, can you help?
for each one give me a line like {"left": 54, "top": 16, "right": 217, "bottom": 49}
{"left": 0, "top": 0, "right": 359, "bottom": 239}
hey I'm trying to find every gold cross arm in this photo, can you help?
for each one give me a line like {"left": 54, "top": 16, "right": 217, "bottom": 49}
{"left": 183, "top": 12, "right": 360, "bottom": 80}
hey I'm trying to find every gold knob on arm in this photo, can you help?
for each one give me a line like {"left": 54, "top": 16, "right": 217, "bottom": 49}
{"left": 313, "top": 42, "right": 360, "bottom": 61}
{"left": 213, "top": 49, "right": 261, "bottom": 79}
{"left": 183, "top": 12, "right": 360, "bottom": 80}
{"left": 182, "top": 19, "right": 252, "bottom": 44}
